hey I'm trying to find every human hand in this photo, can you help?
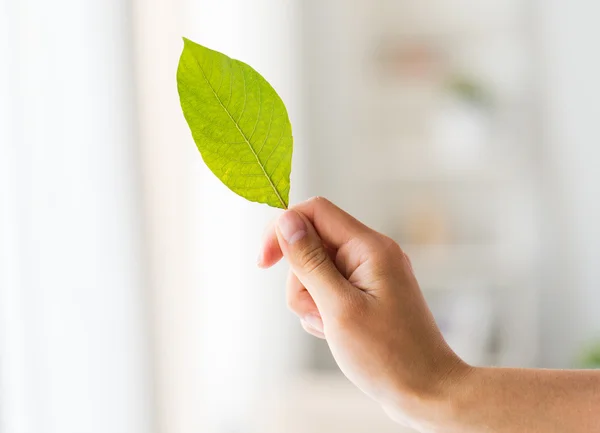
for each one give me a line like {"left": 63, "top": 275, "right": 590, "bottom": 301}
{"left": 257, "top": 197, "right": 470, "bottom": 429}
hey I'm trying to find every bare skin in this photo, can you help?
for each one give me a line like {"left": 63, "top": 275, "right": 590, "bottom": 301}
{"left": 257, "top": 197, "right": 600, "bottom": 433}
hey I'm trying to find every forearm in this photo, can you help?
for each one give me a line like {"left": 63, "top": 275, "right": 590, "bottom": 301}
{"left": 427, "top": 367, "right": 600, "bottom": 433}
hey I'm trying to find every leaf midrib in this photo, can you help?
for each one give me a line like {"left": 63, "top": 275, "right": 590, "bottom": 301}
{"left": 195, "top": 57, "right": 287, "bottom": 209}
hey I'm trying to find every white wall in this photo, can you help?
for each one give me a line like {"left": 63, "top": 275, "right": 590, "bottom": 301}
{"left": 536, "top": 0, "right": 600, "bottom": 367}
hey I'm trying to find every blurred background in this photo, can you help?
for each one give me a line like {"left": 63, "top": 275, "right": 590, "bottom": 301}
{"left": 1, "top": 0, "right": 600, "bottom": 432}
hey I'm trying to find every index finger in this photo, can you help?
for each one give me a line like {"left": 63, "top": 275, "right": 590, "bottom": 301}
{"left": 257, "top": 196, "right": 371, "bottom": 268}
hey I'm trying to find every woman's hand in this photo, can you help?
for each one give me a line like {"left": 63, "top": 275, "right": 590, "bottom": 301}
{"left": 258, "top": 197, "right": 600, "bottom": 432}
{"left": 257, "top": 197, "right": 468, "bottom": 429}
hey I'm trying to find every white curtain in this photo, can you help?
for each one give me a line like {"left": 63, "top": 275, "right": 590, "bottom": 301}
{"left": 131, "top": 0, "right": 307, "bottom": 432}
{"left": 1, "top": 0, "right": 307, "bottom": 431}
{"left": 0, "top": 1, "right": 153, "bottom": 432}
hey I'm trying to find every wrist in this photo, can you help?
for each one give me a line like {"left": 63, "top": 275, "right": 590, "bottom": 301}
{"left": 383, "top": 356, "right": 477, "bottom": 432}
{"left": 427, "top": 361, "right": 478, "bottom": 432}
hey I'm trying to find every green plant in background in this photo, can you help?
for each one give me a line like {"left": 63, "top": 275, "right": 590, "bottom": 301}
{"left": 578, "top": 341, "right": 600, "bottom": 369}
{"left": 177, "top": 37, "right": 293, "bottom": 209}
{"left": 446, "top": 74, "right": 493, "bottom": 108}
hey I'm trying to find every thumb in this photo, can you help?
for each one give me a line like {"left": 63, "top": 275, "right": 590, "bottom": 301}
{"left": 276, "top": 209, "right": 351, "bottom": 313}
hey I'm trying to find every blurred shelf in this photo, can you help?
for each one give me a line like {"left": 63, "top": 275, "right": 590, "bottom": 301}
{"left": 403, "top": 243, "right": 496, "bottom": 264}
{"left": 348, "top": 135, "right": 535, "bottom": 183}
{"left": 303, "top": 0, "right": 540, "bottom": 372}
{"left": 374, "top": 0, "right": 524, "bottom": 38}
{"left": 354, "top": 158, "right": 513, "bottom": 185}
{"left": 402, "top": 244, "right": 507, "bottom": 289}
{"left": 400, "top": 244, "right": 538, "bottom": 293}
{"left": 382, "top": 168, "right": 505, "bottom": 184}
{"left": 376, "top": 23, "right": 525, "bottom": 40}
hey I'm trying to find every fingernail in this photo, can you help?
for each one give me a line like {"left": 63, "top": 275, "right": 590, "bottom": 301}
{"left": 256, "top": 250, "right": 263, "bottom": 267}
{"left": 303, "top": 314, "right": 324, "bottom": 333}
{"left": 278, "top": 211, "right": 307, "bottom": 245}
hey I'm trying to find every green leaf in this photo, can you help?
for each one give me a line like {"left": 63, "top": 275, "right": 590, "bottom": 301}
{"left": 177, "top": 37, "right": 293, "bottom": 209}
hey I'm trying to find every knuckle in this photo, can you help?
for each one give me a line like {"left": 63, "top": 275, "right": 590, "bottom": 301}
{"left": 307, "top": 195, "right": 331, "bottom": 209}
{"left": 366, "top": 234, "right": 404, "bottom": 259}
{"left": 376, "top": 233, "right": 399, "bottom": 249}
{"left": 308, "top": 195, "right": 328, "bottom": 204}
{"left": 403, "top": 251, "right": 414, "bottom": 270}
{"left": 360, "top": 233, "right": 382, "bottom": 251}
{"left": 298, "top": 244, "right": 329, "bottom": 275}
{"left": 383, "top": 236, "right": 403, "bottom": 255}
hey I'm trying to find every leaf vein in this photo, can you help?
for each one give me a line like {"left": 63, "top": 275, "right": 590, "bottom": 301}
{"left": 248, "top": 78, "right": 262, "bottom": 142}
{"left": 237, "top": 65, "right": 248, "bottom": 124}
{"left": 256, "top": 100, "right": 276, "bottom": 156}
{"left": 194, "top": 57, "right": 287, "bottom": 208}
{"left": 225, "top": 59, "right": 234, "bottom": 110}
